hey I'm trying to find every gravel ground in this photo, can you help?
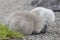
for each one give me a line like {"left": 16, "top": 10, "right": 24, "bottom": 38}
{"left": 0, "top": 0, "right": 60, "bottom": 40}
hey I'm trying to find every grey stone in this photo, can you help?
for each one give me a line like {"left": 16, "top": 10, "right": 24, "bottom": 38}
{"left": 31, "top": 0, "right": 60, "bottom": 10}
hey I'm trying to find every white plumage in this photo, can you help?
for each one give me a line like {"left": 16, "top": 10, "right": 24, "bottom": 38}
{"left": 31, "top": 7, "right": 55, "bottom": 26}
{"left": 7, "top": 10, "right": 44, "bottom": 35}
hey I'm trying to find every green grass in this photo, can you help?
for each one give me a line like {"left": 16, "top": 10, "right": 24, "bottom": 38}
{"left": 0, "top": 24, "right": 25, "bottom": 40}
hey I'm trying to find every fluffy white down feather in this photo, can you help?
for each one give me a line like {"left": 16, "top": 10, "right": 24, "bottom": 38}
{"left": 31, "top": 7, "right": 55, "bottom": 25}
{"left": 7, "top": 10, "right": 44, "bottom": 35}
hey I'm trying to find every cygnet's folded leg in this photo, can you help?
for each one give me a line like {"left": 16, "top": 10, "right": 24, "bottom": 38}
{"left": 31, "top": 25, "right": 47, "bottom": 35}
{"left": 40, "top": 25, "right": 47, "bottom": 34}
